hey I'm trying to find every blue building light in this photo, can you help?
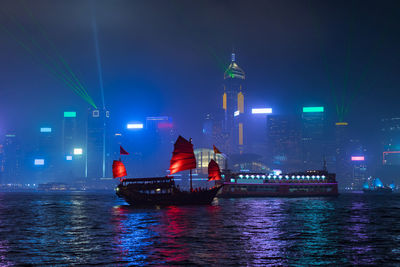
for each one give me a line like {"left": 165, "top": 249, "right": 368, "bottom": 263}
{"left": 66, "top": 155, "right": 73, "bottom": 161}
{"left": 74, "top": 148, "right": 83, "bottom": 155}
{"left": 373, "top": 178, "right": 383, "bottom": 188}
{"left": 34, "top": 159, "right": 44, "bottom": 165}
{"left": 127, "top": 123, "right": 144, "bottom": 129}
{"left": 252, "top": 108, "right": 272, "bottom": 114}
{"left": 40, "top": 127, "right": 52, "bottom": 133}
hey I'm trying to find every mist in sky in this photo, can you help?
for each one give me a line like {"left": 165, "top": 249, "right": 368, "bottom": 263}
{"left": 0, "top": 0, "right": 399, "bottom": 144}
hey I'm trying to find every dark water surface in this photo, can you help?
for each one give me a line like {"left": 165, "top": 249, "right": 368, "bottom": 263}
{"left": 1, "top": 192, "right": 400, "bottom": 266}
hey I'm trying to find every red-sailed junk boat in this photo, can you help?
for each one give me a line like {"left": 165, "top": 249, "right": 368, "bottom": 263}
{"left": 114, "top": 136, "right": 223, "bottom": 206}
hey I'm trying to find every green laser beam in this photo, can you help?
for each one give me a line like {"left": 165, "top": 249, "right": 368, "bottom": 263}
{"left": 20, "top": 0, "right": 97, "bottom": 108}
{"left": 0, "top": 17, "right": 96, "bottom": 107}
{"left": 5, "top": 11, "right": 94, "bottom": 105}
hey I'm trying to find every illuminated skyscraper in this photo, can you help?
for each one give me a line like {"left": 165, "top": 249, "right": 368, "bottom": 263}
{"left": 301, "top": 107, "right": 325, "bottom": 169}
{"left": 87, "top": 108, "right": 111, "bottom": 179}
{"left": 222, "top": 52, "right": 245, "bottom": 154}
{"left": 62, "top": 111, "right": 78, "bottom": 156}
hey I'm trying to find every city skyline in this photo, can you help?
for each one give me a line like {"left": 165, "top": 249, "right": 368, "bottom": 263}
{"left": 0, "top": 0, "right": 399, "bottom": 141}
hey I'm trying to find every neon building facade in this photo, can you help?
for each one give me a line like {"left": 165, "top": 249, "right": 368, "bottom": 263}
{"left": 222, "top": 53, "right": 245, "bottom": 154}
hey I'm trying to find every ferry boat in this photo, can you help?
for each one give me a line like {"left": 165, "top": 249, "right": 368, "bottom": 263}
{"left": 114, "top": 136, "right": 223, "bottom": 206}
{"left": 218, "top": 169, "right": 339, "bottom": 197}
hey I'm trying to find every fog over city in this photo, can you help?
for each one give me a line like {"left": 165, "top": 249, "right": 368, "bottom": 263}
{"left": 0, "top": 0, "right": 399, "bottom": 189}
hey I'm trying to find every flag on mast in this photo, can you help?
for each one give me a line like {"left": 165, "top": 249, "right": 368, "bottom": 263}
{"left": 120, "top": 146, "right": 129, "bottom": 155}
{"left": 213, "top": 145, "right": 222, "bottom": 154}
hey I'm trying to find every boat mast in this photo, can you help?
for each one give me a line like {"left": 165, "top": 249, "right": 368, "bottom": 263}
{"left": 190, "top": 138, "right": 193, "bottom": 192}
{"left": 190, "top": 169, "right": 193, "bottom": 192}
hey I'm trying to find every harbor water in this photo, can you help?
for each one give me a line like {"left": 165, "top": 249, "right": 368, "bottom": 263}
{"left": 1, "top": 192, "right": 400, "bottom": 265}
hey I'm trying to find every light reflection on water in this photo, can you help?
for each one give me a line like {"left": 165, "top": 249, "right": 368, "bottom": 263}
{"left": 0, "top": 193, "right": 400, "bottom": 265}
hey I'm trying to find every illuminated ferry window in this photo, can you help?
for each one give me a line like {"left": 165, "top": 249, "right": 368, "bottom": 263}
{"left": 273, "top": 175, "right": 277, "bottom": 179}
{"left": 296, "top": 176, "right": 300, "bottom": 179}
{"left": 246, "top": 175, "right": 249, "bottom": 178}
{"left": 312, "top": 175, "right": 315, "bottom": 179}
{"left": 251, "top": 175, "right": 255, "bottom": 178}
{"left": 285, "top": 175, "right": 289, "bottom": 179}
{"left": 268, "top": 175, "right": 271, "bottom": 178}
{"left": 230, "top": 179, "right": 235, "bottom": 183}
{"left": 262, "top": 175, "right": 266, "bottom": 178}
{"left": 316, "top": 176, "right": 320, "bottom": 179}
{"left": 306, "top": 176, "right": 310, "bottom": 179}
{"left": 239, "top": 175, "right": 243, "bottom": 178}
{"left": 279, "top": 176, "right": 282, "bottom": 179}
{"left": 322, "top": 175, "right": 325, "bottom": 178}
{"left": 256, "top": 175, "right": 260, "bottom": 178}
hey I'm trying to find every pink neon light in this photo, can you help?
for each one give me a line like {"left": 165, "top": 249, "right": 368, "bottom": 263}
{"left": 351, "top": 156, "right": 365, "bottom": 161}
{"left": 158, "top": 122, "right": 173, "bottom": 129}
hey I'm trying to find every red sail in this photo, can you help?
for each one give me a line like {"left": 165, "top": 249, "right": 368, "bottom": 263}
{"left": 208, "top": 159, "right": 222, "bottom": 181}
{"left": 113, "top": 160, "right": 127, "bottom": 178}
{"left": 169, "top": 136, "right": 196, "bottom": 175}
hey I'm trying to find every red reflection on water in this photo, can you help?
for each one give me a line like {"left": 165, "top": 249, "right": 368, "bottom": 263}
{"left": 151, "top": 206, "right": 190, "bottom": 263}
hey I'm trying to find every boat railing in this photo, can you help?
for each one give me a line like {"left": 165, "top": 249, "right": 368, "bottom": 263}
{"left": 121, "top": 177, "right": 174, "bottom": 185}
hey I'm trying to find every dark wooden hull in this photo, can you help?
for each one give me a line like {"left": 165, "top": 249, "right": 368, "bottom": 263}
{"left": 116, "top": 184, "right": 223, "bottom": 206}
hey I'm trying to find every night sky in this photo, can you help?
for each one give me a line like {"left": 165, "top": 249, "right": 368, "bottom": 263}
{"left": 0, "top": 0, "right": 399, "bottom": 144}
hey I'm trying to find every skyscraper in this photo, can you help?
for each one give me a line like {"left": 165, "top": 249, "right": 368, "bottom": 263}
{"left": 301, "top": 107, "right": 325, "bottom": 169}
{"left": 87, "top": 108, "right": 111, "bottom": 179}
{"left": 222, "top": 52, "right": 245, "bottom": 154}
{"left": 334, "top": 122, "right": 352, "bottom": 187}
{"left": 267, "top": 114, "right": 301, "bottom": 171}
{"left": 62, "top": 111, "right": 78, "bottom": 156}
{"left": 2, "top": 133, "right": 22, "bottom": 183}
{"left": 62, "top": 111, "right": 84, "bottom": 179}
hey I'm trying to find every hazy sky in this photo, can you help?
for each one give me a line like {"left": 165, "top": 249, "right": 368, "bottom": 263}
{"left": 0, "top": 0, "right": 399, "bottom": 142}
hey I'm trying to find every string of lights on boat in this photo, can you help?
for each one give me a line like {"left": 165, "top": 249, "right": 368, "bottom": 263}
{"left": 236, "top": 174, "right": 326, "bottom": 180}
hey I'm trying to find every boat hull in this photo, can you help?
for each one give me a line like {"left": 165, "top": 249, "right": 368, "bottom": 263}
{"left": 116, "top": 184, "right": 223, "bottom": 206}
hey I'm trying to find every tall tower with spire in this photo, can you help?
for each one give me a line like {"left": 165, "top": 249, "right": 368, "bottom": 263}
{"left": 222, "top": 52, "right": 246, "bottom": 154}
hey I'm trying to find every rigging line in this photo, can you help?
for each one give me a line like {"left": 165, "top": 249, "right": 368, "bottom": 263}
{"left": 20, "top": 0, "right": 94, "bottom": 102}
{"left": 0, "top": 20, "right": 93, "bottom": 105}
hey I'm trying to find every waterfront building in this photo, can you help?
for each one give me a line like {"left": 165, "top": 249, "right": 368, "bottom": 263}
{"left": 381, "top": 117, "right": 400, "bottom": 165}
{"left": 37, "top": 126, "right": 57, "bottom": 179}
{"left": 2, "top": 133, "right": 22, "bottom": 183}
{"left": 62, "top": 111, "right": 85, "bottom": 179}
{"left": 62, "top": 111, "right": 78, "bottom": 156}
{"left": 194, "top": 148, "right": 226, "bottom": 175}
{"left": 334, "top": 122, "right": 352, "bottom": 187}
